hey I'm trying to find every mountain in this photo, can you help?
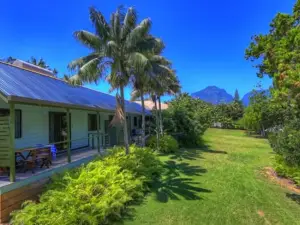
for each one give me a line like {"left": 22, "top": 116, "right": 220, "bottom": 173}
{"left": 242, "top": 90, "right": 270, "bottom": 106}
{"left": 192, "top": 86, "right": 234, "bottom": 105}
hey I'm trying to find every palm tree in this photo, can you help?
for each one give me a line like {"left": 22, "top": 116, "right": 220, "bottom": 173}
{"left": 131, "top": 56, "right": 180, "bottom": 147}
{"left": 156, "top": 72, "right": 181, "bottom": 135}
{"left": 28, "top": 57, "right": 49, "bottom": 69}
{"left": 68, "top": 6, "right": 153, "bottom": 154}
{"left": 27, "top": 57, "right": 59, "bottom": 76}
{"left": 130, "top": 36, "right": 177, "bottom": 147}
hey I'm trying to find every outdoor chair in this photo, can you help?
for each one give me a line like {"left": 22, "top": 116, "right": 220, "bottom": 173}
{"left": 24, "top": 151, "right": 37, "bottom": 174}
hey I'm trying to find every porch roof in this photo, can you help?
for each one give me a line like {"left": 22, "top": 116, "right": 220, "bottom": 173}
{"left": 0, "top": 62, "right": 149, "bottom": 114}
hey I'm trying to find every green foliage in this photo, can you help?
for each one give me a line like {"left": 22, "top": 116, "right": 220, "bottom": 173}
{"left": 242, "top": 90, "right": 287, "bottom": 135}
{"left": 211, "top": 101, "right": 244, "bottom": 128}
{"left": 163, "top": 93, "right": 212, "bottom": 147}
{"left": 146, "top": 135, "right": 179, "bottom": 154}
{"left": 245, "top": 0, "right": 300, "bottom": 106}
{"left": 269, "top": 119, "right": 300, "bottom": 167}
{"left": 11, "top": 146, "right": 162, "bottom": 225}
{"left": 274, "top": 155, "right": 300, "bottom": 185}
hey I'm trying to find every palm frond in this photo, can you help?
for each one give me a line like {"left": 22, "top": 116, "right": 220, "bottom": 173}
{"left": 121, "top": 7, "right": 137, "bottom": 39}
{"left": 113, "top": 10, "right": 121, "bottom": 42}
{"left": 74, "top": 30, "right": 103, "bottom": 50}
{"left": 64, "top": 74, "right": 83, "bottom": 86}
{"left": 89, "top": 7, "right": 110, "bottom": 41}
{"left": 125, "top": 18, "right": 152, "bottom": 49}
{"left": 68, "top": 53, "right": 100, "bottom": 71}
{"left": 77, "top": 58, "right": 103, "bottom": 83}
{"left": 128, "top": 52, "right": 150, "bottom": 74}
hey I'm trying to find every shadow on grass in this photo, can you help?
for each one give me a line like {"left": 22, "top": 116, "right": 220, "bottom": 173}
{"left": 200, "top": 144, "right": 227, "bottom": 154}
{"left": 118, "top": 146, "right": 213, "bottom": 223}
{"left": 286, "top": 193, "right": 300, "bottom": 205}
{"left": 169, "top": 148, "right": 203, "bottom": 161}
{"left": 151, "top": 153, "right": 210, "bottom": 203}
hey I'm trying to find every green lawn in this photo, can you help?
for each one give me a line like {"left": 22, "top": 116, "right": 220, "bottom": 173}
{"left": 124, "top": 128, "right": 300, "bottom": 225}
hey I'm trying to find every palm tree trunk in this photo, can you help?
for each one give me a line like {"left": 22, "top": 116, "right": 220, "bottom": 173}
{"left": 141, "top": 90, "right": 146, "bottom": 147}
{"left": 120, "top": 85, "right": 130, "bottom": 154}
{"left": 154, "top": 95, "right": 159, "bottom": 149}
{"left": 158, "top": 96, "right": 163, "bottom": 136}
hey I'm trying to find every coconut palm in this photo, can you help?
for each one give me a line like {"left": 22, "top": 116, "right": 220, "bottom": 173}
{"left": 28, "top": 57, "right": 49, "bottom": 69}
{"left": 156, "top": 72, "right": 181, "bottom": 135}
{"left": 131, "top": 53, "right": 180, "bottom": 147}
{"left": 68, "top": 6, "right": 153, "bottom": 154}
{"left": 129, "top": 37, "right": 167, "bottom": 147}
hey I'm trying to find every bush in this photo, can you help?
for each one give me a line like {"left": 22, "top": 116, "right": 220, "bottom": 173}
{"left": 11, "top": 146, "right": 162, "bottom": 225}
{"left": 159, "top": 135, "right": 179, "bottom": 153}
{"left": 146, "top": 135, "right": 179, "bottom": 154}
{"left": 269, "top": 120, "right": 300, "bottom": 167}
{"left": 163, "top": 93, "right": 212, "bottom": 147}
{"left": 274, "top": 155, "right": 300, "bottom": 185}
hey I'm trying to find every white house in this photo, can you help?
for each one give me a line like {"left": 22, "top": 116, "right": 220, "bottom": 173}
{"left": 0, "top": 61, "right": 147, "bottom": 180}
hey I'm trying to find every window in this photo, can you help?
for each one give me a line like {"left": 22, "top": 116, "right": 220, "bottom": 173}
{"left": 88, "top": 114, "right": 98, "bottom": 131}
{"left": 134, "top": 117, "right": 137, "bottom": 126}
{"left": 0, "top": 109, "right": 22, "bottom": 138}
{"left": 138, "top": 117, "right": 142, "bottom": 128}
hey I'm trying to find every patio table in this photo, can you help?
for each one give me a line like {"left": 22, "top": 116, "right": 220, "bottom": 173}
{"left": 15, "top": 146, "right": 52, "bottom": 173}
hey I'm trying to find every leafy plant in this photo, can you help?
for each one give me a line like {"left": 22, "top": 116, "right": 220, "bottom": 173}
{"left": 11, "top": 146, "right": 162, "bottom": 225}
{"left": 163, "top": 93, "right": 212, "bottom": 147}
{"left": 147, "top": 135, "right": 179, "bottom": 154}
{"left": 274, "top": 155, "right": 300, "bottom": 186}
{"left": 269, "top": 120, "right": 300, "bottom": 167}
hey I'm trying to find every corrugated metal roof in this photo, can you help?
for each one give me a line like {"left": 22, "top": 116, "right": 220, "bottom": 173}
{"left": 0, "top": 62, "right": 147, "bottom": 114}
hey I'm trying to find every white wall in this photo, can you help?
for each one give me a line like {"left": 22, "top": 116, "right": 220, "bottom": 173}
{"left": 0, "top": 98, "right": 142, "bottom": 149}
{"left": 0, "top": 100, "right": 89, "bottom": 149}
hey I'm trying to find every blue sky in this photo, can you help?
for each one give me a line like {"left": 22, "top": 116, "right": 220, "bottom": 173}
{"left": 0, "top": 0, "right": 296, "bottom": 100}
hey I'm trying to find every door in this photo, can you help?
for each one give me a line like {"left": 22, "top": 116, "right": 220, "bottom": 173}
{"left": 49, "top": 112, "right": 71, "bottom": 151}
{"left": 105, "top": 118, "right": 117, "bottom": 146}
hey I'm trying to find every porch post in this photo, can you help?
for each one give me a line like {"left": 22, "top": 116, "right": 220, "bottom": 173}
{"left": 66, "top": 108, "right": 71, "bottom": 163}
{"left": 9, "top": 103, "right": 15, "bottom": 182}
{"left": 97, "top": 111, "right": 100, "bottom": 153}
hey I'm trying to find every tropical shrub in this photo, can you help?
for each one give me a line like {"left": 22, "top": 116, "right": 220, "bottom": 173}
{"left": 274, "top": 155, "right": 300, "bottom": 186}
{"left": 269, "top": 120, "right": 300, "bottom": 167}
{"left": 11, "top": 146, "right": 162, "bottom": 225}
{"left": 146, "top": 135, "right": 179, "bottom": 154}
{"left": 146, "top": 135, "right": 157, "bottom": 149}
{"left": 163, "top": 93, "right": 212, "bottom": 147}
{"left": 158, "top": 135, "right": 179, "bottom": 153}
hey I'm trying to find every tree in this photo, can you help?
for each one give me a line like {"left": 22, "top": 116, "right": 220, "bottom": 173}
{"left": 68, "top": 6, "right": 153, "bottom": 154}
{"left": 2, "top": 56, "right": 16, "bottom": 64}
{"left": 27, "top": 57, "right": 59, "bottom": 76}
{"left": 245, "top": 0, "right": 300, "bottom": 107}
{"left": 234, "top": 89, "right": 240, "bottom": 102}
{"left": 163, "top": 93, "right": 211, "bottom": 147}
{"left": 28, "top": 57, "right": 48, "bottom": 69}
{"left": 130, "top": 39, "right": 174, "bottom": 147}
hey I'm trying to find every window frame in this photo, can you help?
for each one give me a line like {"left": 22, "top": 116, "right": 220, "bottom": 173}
{"left": 0, "top": 108, "right": 22, "bottom": 139}
{"left": 88, "top": 114, "right": 99, "bottom": 132}
{"left": 134, "top": 116, "right": 137, "bottom": 127}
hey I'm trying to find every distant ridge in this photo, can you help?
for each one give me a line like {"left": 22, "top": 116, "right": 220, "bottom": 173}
{"left": 191, "top": 86, "right": 233, "bottom": 105}
{"left": 191, "top": 86, "right": 270, "bottom": 106}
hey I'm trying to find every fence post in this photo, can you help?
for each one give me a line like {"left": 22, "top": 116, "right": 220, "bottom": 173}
{"left": 9, "top": 103, "right": 15, "bottom": 182}
{"left": 66, "top": 108, "right": 71, "bottom": 163}
{"left": 97, "top": 111, "right": 100, "bottom": 153}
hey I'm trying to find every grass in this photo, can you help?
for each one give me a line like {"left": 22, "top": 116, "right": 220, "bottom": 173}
{"left": 123, "top": 128, "right": 300, "bottom": 225}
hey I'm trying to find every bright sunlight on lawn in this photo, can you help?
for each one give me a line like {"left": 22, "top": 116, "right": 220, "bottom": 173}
{"left": 124, "top": 129, "right": 300, "bottom": 225}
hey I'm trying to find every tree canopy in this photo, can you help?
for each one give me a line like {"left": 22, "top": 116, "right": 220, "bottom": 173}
{"left": 245, "top": 1, "right": 300, "bottom": 105}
